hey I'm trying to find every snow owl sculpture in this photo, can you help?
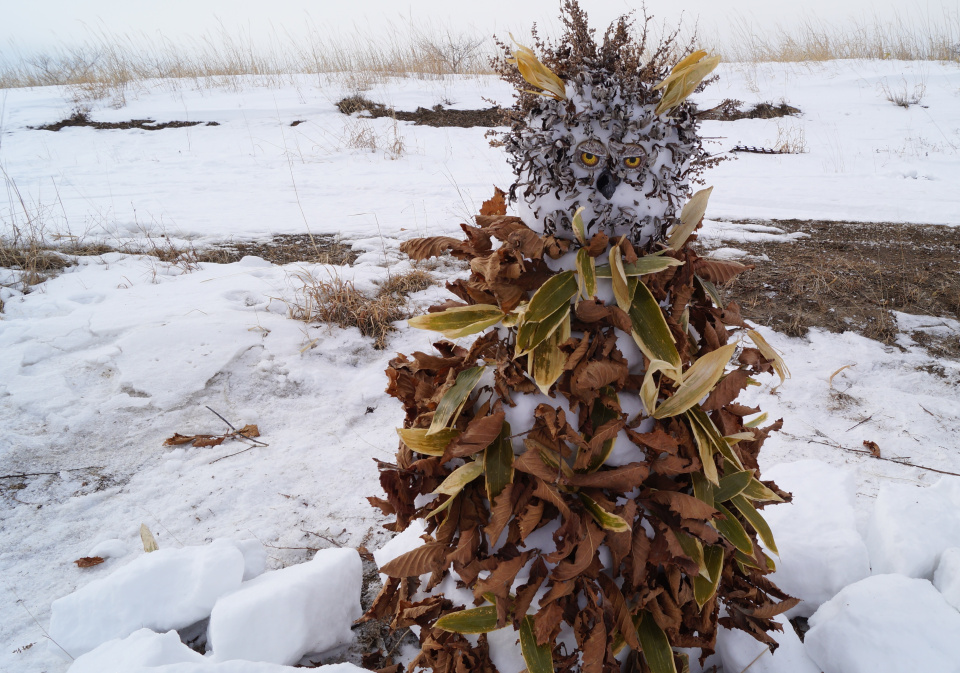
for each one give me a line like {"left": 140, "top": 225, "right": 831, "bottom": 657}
{"left": 367, "top": 5, "right": 793, "bottom": 673}
{"left": 505, "top": 63, "right": 700, "bottom": 249}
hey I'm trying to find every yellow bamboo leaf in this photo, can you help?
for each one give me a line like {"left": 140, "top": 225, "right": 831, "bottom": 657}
{"left": 693, "top": 545, "right": 724, "bottom": 608}
{"left": 397, "top": 427, "right": 460, "bottom": 456}
{"left": 435, "top": 605, "right": 500, "bottom": 633}
{"left": 507, "top": 41, "right": 566, "bottom": 101}
{"left": 653, "top": 344, "right": 737, "bottom": 419}
{"left": 576, "top": 248, "right": 597, "bottom": 299}
{"left": 747, "top": 329, "right": 790, "bottom": 385}
{"left": 408, "top": 304, "right": 505, "bottom": 339}
{"left": 667, "top": 187, "right": 714, "bottom": 251}
{"left": 579, "top": 493, "right": 631, "bottom": 533}
{"left": 531, "top": 310, "right": 570, "bottom": 394}
{"left": 572, "top": 206, "right": 586, "bottom": 244}
{"left": 629, "top": 281, "right": 682, "bottom": 382}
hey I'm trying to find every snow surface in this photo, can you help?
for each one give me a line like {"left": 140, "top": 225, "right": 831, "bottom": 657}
{"left": 760, "top": 460, "right": 871, "bottom": 616}
{"left": 933, "top": 547, "right": 960, "bottom": 611}
{"left": 805, "top": 574, "right": 960, "bottom": 673}
{"left": 49, "top": 539, "right": 246, "bottom": 657}
{"left": 207, "top": 548, "right": 362, "bottom": 665}
{"left": 714, "top": 614, "right": 819, "bottom": 673}
{"left": 2, "top": 61, "right": 960, "bottom": 673}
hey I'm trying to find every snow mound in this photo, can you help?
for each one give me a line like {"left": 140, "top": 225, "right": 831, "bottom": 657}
{"left": 933, "top": 547, "right": 960, "bottom": 612}
{"left": 88, "top": 539, "right": 129, "bottom": 559}
{"left": 50, "top": 539, "right": 246, "bottom": 657}
{"left": 761, "top": 460, "right": 870, "bottom": 616}
{"left": 207, "top": 547, "right": 362, "bottom": 665}
{"left": 865, "top": 477, "right": 960, "bottom": 578}
{"left": 67, "top": 629, "right": 205, "bottom": 672}
{"left": 805, "top": 574, "right": 960, "bottom": 672}
{"left": 70, "top": 629, "right": 368, "bottom": 672}
{"left": 715, "top": 614, "right": 818, "bottom": 673}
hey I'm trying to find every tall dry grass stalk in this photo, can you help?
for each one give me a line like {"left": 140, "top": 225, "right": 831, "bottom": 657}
{"left": 718, "top": 9, "right": 960, "bottom": 62}
{"left": 0, "top": 19, "right": 496, "bottom": 96}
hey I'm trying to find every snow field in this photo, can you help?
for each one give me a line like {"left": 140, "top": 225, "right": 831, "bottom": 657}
{"left": 1, "top": 61, "right": 959, "bottom": 672}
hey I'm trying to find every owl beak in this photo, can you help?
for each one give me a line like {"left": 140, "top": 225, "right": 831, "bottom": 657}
{"left": 596, "top": 170, "right": 620, "bottom": 200}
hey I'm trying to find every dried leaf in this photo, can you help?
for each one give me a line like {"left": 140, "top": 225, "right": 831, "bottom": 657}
{"left": 397, "top": 427, "right": 460, "bottom": 456}
{"left": 746, "top": 330, "right": 790, "bottom": 385}
{"left": 380, "top": 542, "right": 446, "bottom": 578}
{"left": 695, "top": 258, "right": 751, "bottom": 285}
{"left": 74, "top": 556, "right": 105, "bottom": 568}
{"left": 237, "top": 424, "right": 260, "bottom": 438}
{"left": 507, "top": 41, "right": 566, "bottom": 101}
{"left": 579, "top": 493, "right": 631, "bottom": 532}
{"left": 400, "top": 236, "right": 461, "bottom": 261}
{"left": 480, "top": 188, "right": 507, "bottom": 217}
{"left": 693, "top": 545, "right": 724, "bottom": 608}
{"left": 610, "top": 245, "right": 632, "bottom": 312}
{"left": 140, "top": 524, "right": 159, "bottom": 553}
{"left": 864, "top": 440, "right": 882, "bottom": 458}
{"left": 193, "top": 435, "right": 226, "bottom": 447}
{"left": 444, "top": 412, "right": 505, "bottom": 460}
{"left": 654, "top": 51, "right": 720, "bottom": 115}
{"left": 163, "top": 433, "right": 196, "bottom": 446}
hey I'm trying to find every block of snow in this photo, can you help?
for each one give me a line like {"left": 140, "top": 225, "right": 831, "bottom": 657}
{"left": 207, "top": 547, "right": 362, "bottom": 665}
{"left": 227, "top": 538, "right": 268, "bottom": 581}
{"left": 933, "top": 546, "right": 960, "bottom": 611}
{"left": 761, "top": 460, "right": 870, "bottom": 616}
{"left": 67, "top": 629, "right": 205, "bottom": 672}
{"left": 50, "top": 539, "right": 246, "bottom": 657}
{"left": 805, "top": 574, "right": 960, "bottom": 673}
{"left": 715, "top": 614, "right": 819, "bottom": 673}
{"left": 865, "top": 477, "right": 960, "bottom": 578}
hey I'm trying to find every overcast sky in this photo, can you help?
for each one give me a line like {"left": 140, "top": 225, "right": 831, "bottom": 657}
{"left": 2, "top": 0, "right": 955, "bottom": 56}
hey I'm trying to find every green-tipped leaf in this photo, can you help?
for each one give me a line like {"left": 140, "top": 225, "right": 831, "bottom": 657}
{"left": 530, "top": 310, "right": 571, "bottom": 393}
{"left": 673, "top": 529, "right": 709, "bottom": 577}
{"left": 714, "top": 502, "right": 753, "bottom": 555}
{"left": 433, "top": 460, "right": 484, "bottom": 496}
{"left": 579, "top": 493, "right": 631, "bottom": 533}
{"left": 517, "top": 303, "right": 571, "bottom": 357}
{"left": 576, "top": 248, "right": 597, "bottom": 299}
{"left": 428, "top": 366, "right": 485, "bottom": 435}
{"left": 520, "top": 615, "right": 554, "bottom": 673}
{"left": 586, "top": 390, "right": 621, "bottom": 472}
{"left": 629, "top": 281, "right": 682, "bottom": 381}
{"left": 435, "top": 605, "right": 500, "bottom": 633}
{"left": 408, "top": 304, "right": 505, "bottom": 339}
{"left": 714, "top": 470, "right": 753, "bottom": 503}
{"left": 595, "top": 256, "right": 684, "bottom": 277}
{"left": 696, "top": 276, "right": 723, "bottom": 308}
{"left": 522, "top": 271, "right": 578, "bottom": 324}
{"left": 741, "top": 478, "right": 785, "bottom": 503}
{"left": 610, "top": 245, "right": 632, "bottom": 311}
{"left": 636, "top": 611, "right": 677, "bottom": 673}
{"left": 572, "top": 207, "right": 586, "bottom": 244}
{"left": 653, "top": 344, "right": 737, "bottom": 419}
{"left": 686, "top": 412, "right": 719, "bottom": 485}
{"left": 687, "top": 406, "right": 745, "bottom": 470}
{"left": 731, "top": 494, "right": 778, "bottom": 553}
{"left": 485, "top": 422, "right": 515, "bottom": 501}
{"left": 693, "top": 545, "right": 724, "bottom": 608}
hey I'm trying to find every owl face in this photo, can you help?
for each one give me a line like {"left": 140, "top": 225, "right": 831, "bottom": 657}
{"left": 505, "top": 70, "right": 700, "bottom": 250}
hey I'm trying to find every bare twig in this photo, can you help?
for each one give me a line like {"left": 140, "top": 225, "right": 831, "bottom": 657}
{"left": 203, "top": 406, "right": 269, "bottom": 447}
{"left": 845, "top": 415, "right": 873, "bottom": 432}
{"left": 208, "top": 445, "right": 258, "bottom": 465}
{"left": 205, "top": 405, "right": 237, "bottom": 431}
{"left": 805, "top": 436, "right": 960, "bottom": 477}
{"left": 301, "top": 529, "right": 345, "bottom": 548}
{"left": 0, "top": 466, "right": 102, "bottom": 479}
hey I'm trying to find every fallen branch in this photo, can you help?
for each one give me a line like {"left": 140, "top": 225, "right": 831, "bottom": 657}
{"left": 805, "top": 435, "right": 960, "bottom": 478}
{"left": 0, "top": 466, "right": 103, "bottom": 480}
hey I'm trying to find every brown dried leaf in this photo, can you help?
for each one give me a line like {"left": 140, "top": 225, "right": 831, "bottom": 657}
{"left": 701, "top": 369, "right": 750, "bottom": 412}
{"left": 443, "top": 412, "right": 505, "bottom": 461}
{"left": 597, "top": 572, "right": 639, "bottom": 649}
{"left": 864, "top": 440, "right": 882, "bottom": 458}
{"left": 192, "top": 435, "right": 226, "bottom": 448}
{"left": 553, "top": 521, "right": 604, "bottom": 581}
{"left": 163, "top": 433, "right": 196, "bottom": 446}
{"left": 237, "top": 424, "right": 260, "bottom": 438}
{"left": 380, "top": 542, "right": 446, "bottom": 578}
{"left": 479, "top": 188, "right": 508, "bottom": 217}
{"left": 400, "top": 236, "right": 461, "bottom": 261}
{"left": 648, "top": 491, "right": 718, "bottom": 520}
{"left": 695, "top": 258, "right": 753, "bottom": 285}
{"left": 564, "top": 463, "right": 649, "bottom": 491}
{"left": 74, "top": 556, "right": 105, "bottom": 568}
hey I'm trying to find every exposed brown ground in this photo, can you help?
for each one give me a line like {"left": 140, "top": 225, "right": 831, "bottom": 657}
{"left": 337, "top": 95, "right": 507, "bottom": 128}
{"left": 699, "top": 219, "right": 960, "bottom": 358}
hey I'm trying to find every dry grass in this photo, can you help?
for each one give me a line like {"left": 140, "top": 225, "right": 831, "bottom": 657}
{"left": 880, "top": 77, "right": 927, "bottom": 108}
{"left": 719, "top": 10, "right": 960, "bottom": 62}
{"left": 289, "top": 269, "right": 434, "bottom": 349}
{"left": 0, "top": 20, "right": 495, "bottom": 100}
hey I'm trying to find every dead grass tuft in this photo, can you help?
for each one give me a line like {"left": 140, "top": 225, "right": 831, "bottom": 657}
{"left": 290, "top": 269, "right": 434, "bottom": 349}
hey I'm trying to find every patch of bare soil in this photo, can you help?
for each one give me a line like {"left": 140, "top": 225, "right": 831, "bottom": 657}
{"left": 697, "top": 99, "right": 801, "bottom": 121}
{"left": 337, "top": 95, "right": 507, "bottom": 128}
{"left": 206, "top": 234, "right": 359, "bottom": 266}
{"left": 700, "top": 220, "right": 960, "bottom": 358}
{"left": 33, "top": 110, "right": 220, "bottom": 131}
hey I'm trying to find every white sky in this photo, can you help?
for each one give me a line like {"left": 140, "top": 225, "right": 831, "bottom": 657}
{"left": 1, "top": 0, "right": 956, "bottom": 57}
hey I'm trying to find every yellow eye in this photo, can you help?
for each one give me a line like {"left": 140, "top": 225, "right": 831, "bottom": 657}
{"left": 624, "top": 156, "right": 642, "bottom": 169}
{"left": 580, "top": 152, "right": 600, "bottom": 167}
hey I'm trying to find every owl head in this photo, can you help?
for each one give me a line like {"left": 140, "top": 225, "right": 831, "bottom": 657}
{"left": 495, "top": 4, "right": 717, "bottom": 250}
